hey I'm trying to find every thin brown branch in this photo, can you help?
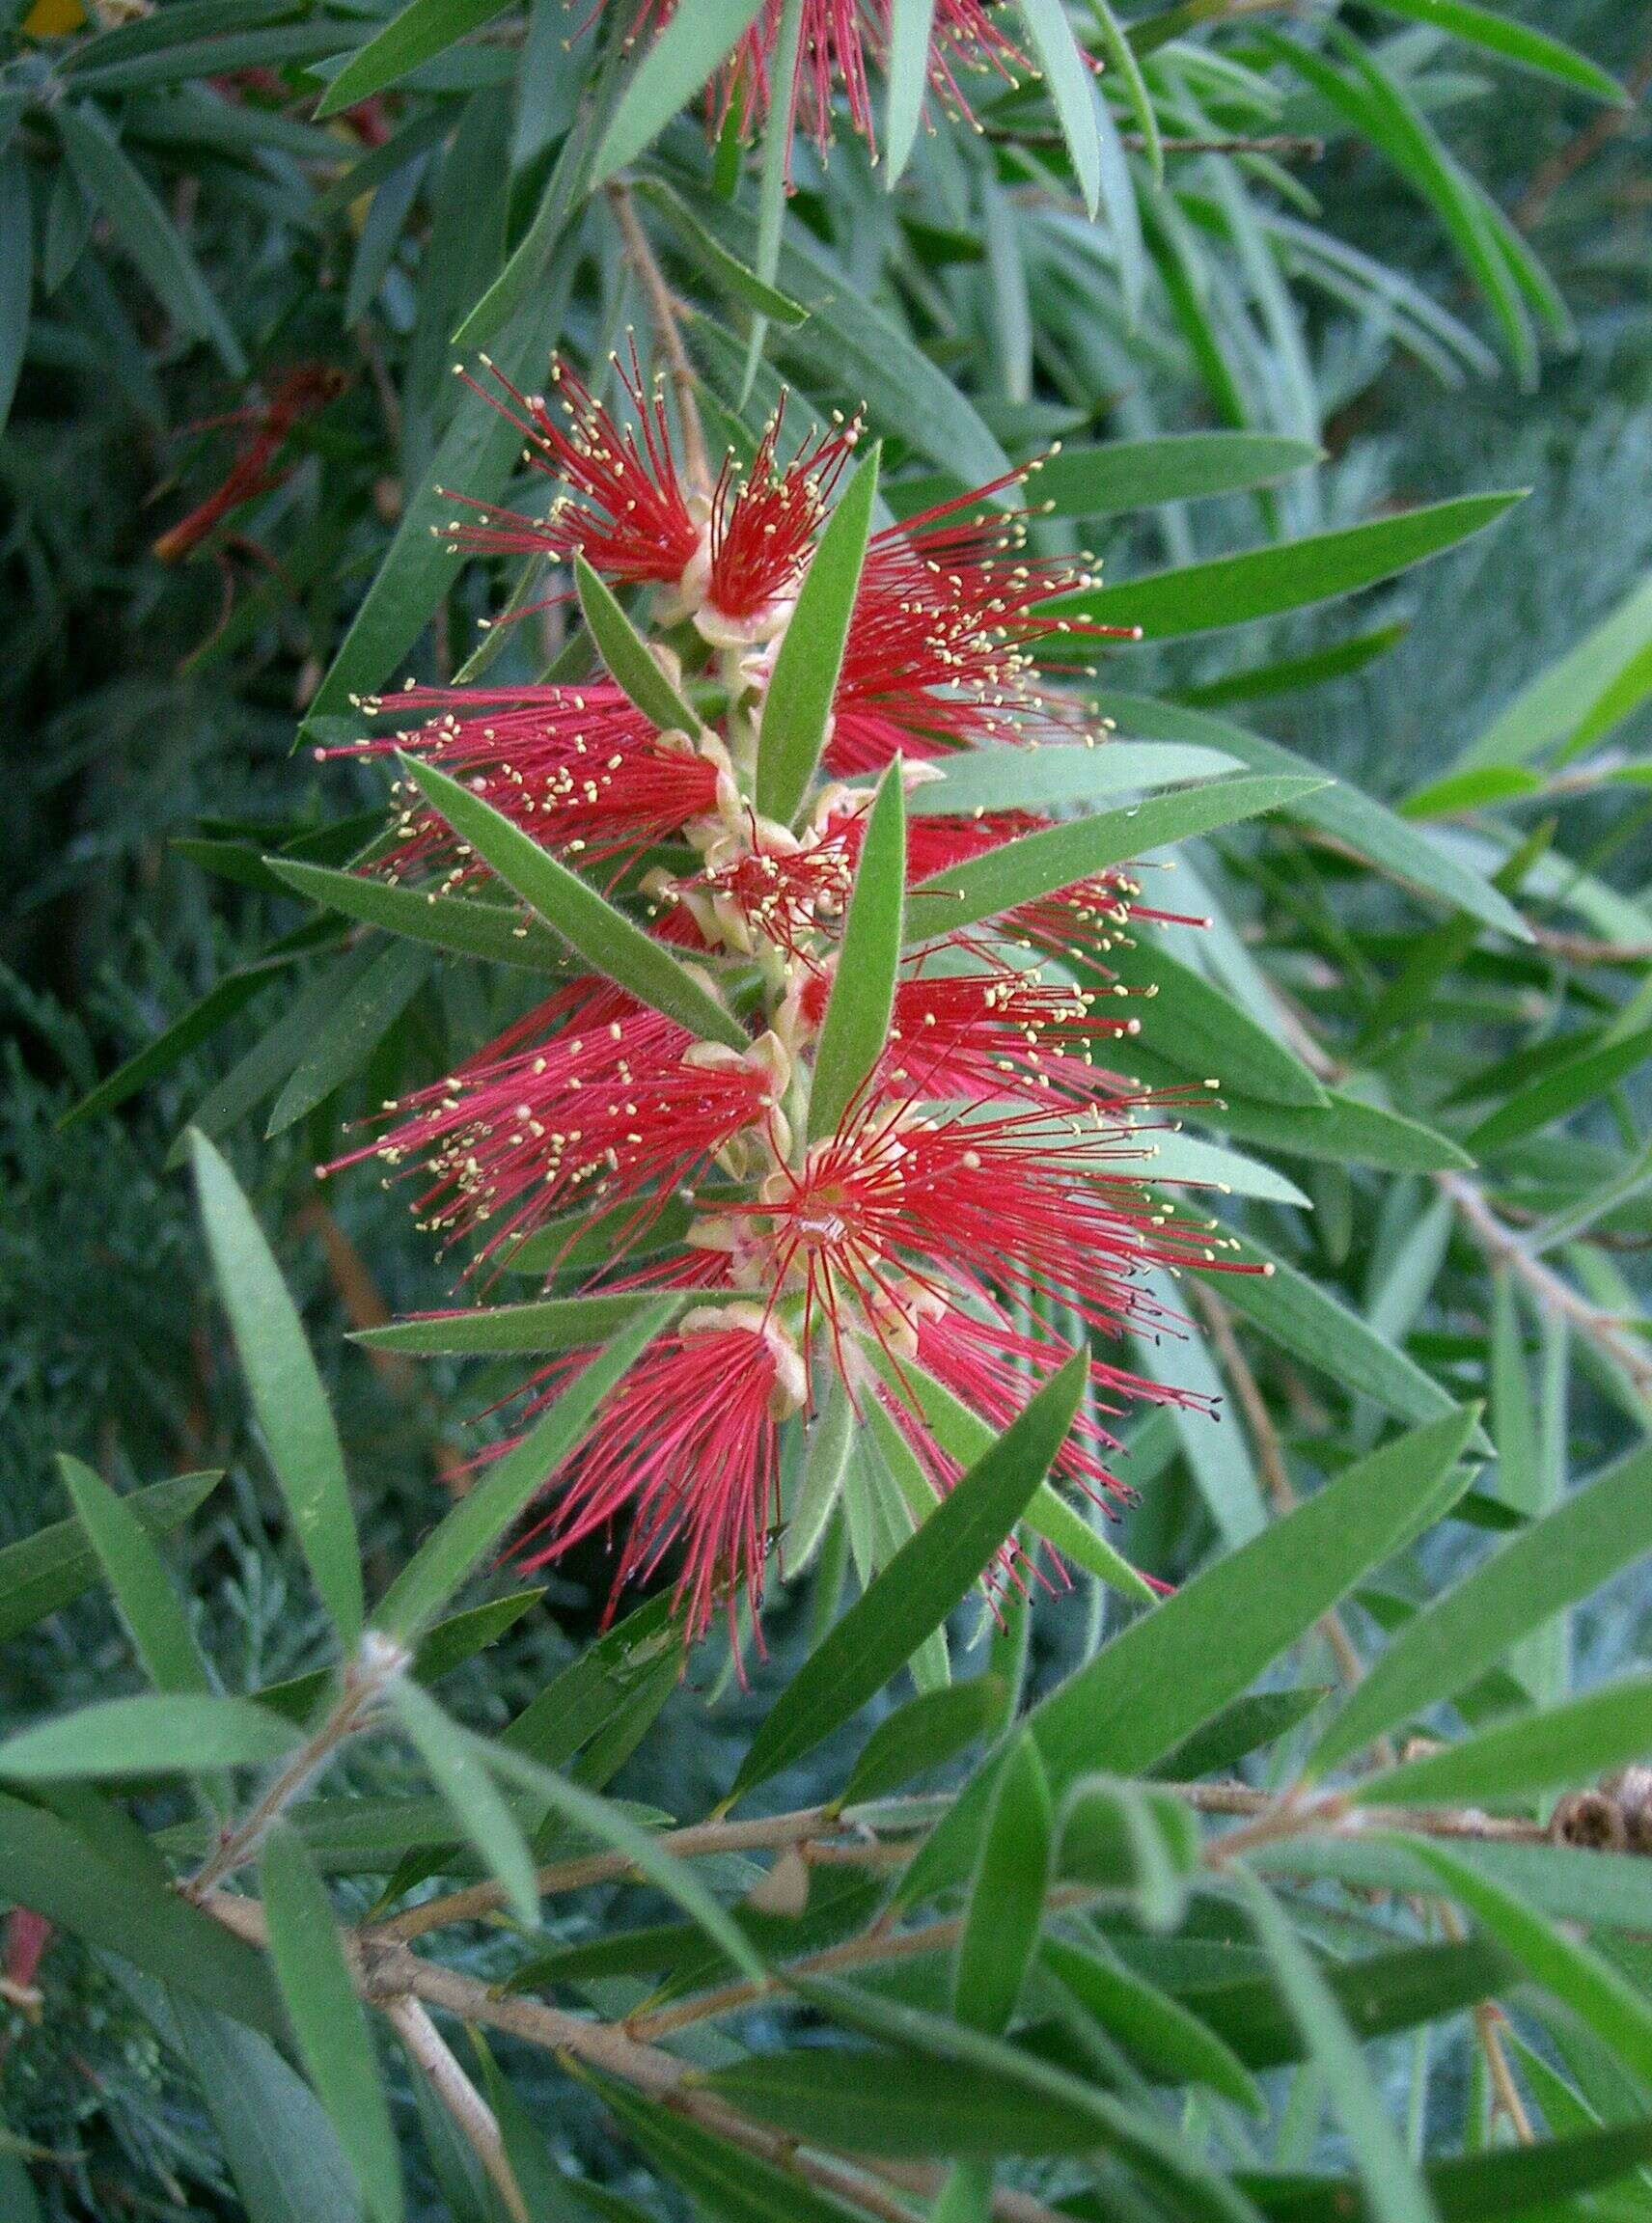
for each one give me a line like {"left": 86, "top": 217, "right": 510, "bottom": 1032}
{"left": 1514, "top": 41, "right": 1652, "bottom": 231}
{"left": 607, "top": 182, "right": 711, "bottom": 495}
{"left": 383, "top": 1995, "right": 531, "bottom": 2223}
{"left": 1528, "top": 927, "right": 1652, "bottom": 968}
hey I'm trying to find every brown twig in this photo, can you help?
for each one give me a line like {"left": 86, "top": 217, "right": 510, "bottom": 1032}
{"left": 607, "top": 183, "right": 711, "bottom": 495}
{"left": 1514, "top": 41, "right": 1652, "bottom": 232}
{"left": 383, "top": 1995, "right": 532, "bottom": 2223}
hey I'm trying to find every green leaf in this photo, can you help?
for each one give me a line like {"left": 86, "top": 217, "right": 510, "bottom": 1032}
{"left": 903, "top": 1408, "right": 1478, "bottom": 1905}
{"left": 0, "top": 147, "right": 31, "bottom": 435}
{"left": 266, "top": 940, "right": 429, "bottom": 1137}
{"left": 1188, "top": 1935, "right": 1509, "bottom": 2074}
{"left": 1096, "top": 693, "right": 1533, "bottom": 944}
{"left": 170, "top": 1995, "right": 366, "bottom": 2223}
{"left": 1211, "top": 1233, "right": 1461, "bottom": 1429}
{"left": 190, "top": 1131, "right": 365, "bottom": 1643}
{"left": 1056, "top": 1773, "right": 1197, "bottom": 1929}
{"left": 354, "top": 1289, "right": 680, "bottom": 1357}
{"left": 477, "top": 1735, "right": 765, "bottom": 1980}
{"left": 810, "top": 765, "right": 904, "bottom": 1140}
{"left": 307, "top": 281, "right": 567, "bottom": 722}
{"left": 634, "top": 178, "right": 807, "bottom": 324}
{"left": 0, "top": 1789, "right": 282, "bottom": 2033}
{"left": 841, "top": 1679, "right": 1004, "bottom": 1807}
{"left": 602, "top": 2081, "right": 860, "bottom": 2223}
{"left": 1404, "top": 1838, "right": 1652, "bottom": 2096}
{"left": 1234, "top": 1869, "right": 1438, "bottom": 2223}
{"left": 885, "top": 0, "right": 937, "bottom": 183}
{"left": 1178, "top": 623, "right": 1409, "bottom": 711}
{"left": 1040, "top": 1935, "right": 1263, "bottom": 2111}
{"left": 593, "top": 0, "right": 767, "bottom": 181}
{"left": 316, "top": 0, "right": 512, "bottom": 117}
{"left": 405, "top": 756, "right": 746, "bottom": 1049}
{"left": 955, "top": 1732, "right": 1052, "bottom": 2035}
{"left": 1465, "top": 1025, "right": 1652, "bottom": 1155}
{"left": 1088, "top": 0, "right": 1161, "bottom": 179}
{"left": 1019, "top": 0, "right": 1102, "bottom": 215}
{"left": 1461, "top": 574, "right": 1652, "bottom": 770}
{"left": 54, "top": 103, "right": 244, "bottom": 374}
{"left": 904, "top": 738, "right": 1240, "bottom": 812}
{"left": 1149, "top": 1688, "right": 1329, "bottom": 1782}
{"left": 0, "top": 1693, "right": 299, "bottom": 1780}
{"left": 1249, "top": 1831, "right": 1652, "bottom": 1937}
{"left": 0, "top": 1468, "right": 220, "bottom": 1648}
{"left": 1063, "top": 495, "right": 1522, "bottom": 638}
{"left": 262, "top": 1827, "right": 403, "bottom": 2223}
{"left": 1020, "top": 1482, "right": 1161, "bottom": 1607}
{"left": 1240, "top": 2124, "right": 1652, "bottom": 2223}
{"left": 1309, "top": 1438, "right": 1652, "bottom": 1774}
{"left": 257, "top": 1591, "right": 541, "bottom": 1724}
{"left": 733, "top": 1352, "right": 1087, "bottom": 1796}
{"left": 1364, "top": 0, "right": 1626, "bottom": 105}
{"left": 1357, "top": 1675, "right": 1652, "bottom": 1810}
{"left": 376, "top": 1297, "right": 680, "bottom": 1637}
{"left": 266, "top": 857, "right": 565, "bottom": 973}
{"left": 756, "top": 444, "right": 880, "bottom": 826}
{"left": 1084, "top": 942, "right": 1329, "bottom": 1109}
{"left": 392, "top": 1679, "right": 539, "bottom": 1926}
{"left": 56, "top": 1455, "right": 209, "bottom": 1697}
{"left": 1037, "top": 432, "right": 1317, "bottom": 516}
{"left": 787, "top": 1371, "right": 857, "bottom": 1575}
{"left": 574, "top": 557, "right": 704, "bottom": 735}
{"left": 905, "top": 774, "right": 1323, "bottom": 942}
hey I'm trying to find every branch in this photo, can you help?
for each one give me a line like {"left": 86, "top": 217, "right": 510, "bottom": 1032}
{"left": 383, "top": 1995, "right": 532, "bottom": 2223}
{"left": 607, "top": 183, "right": 711, "bottom": 496}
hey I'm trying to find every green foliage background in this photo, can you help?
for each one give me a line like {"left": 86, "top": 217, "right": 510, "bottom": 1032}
{"left": 2, "top": 1, "right": 1651, "bottom": 2217}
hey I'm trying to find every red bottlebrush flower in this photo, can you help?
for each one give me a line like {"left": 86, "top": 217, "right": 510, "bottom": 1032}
{"left": 445, "top": 349, "right": 861, "bottom": 642}
{"left": 320, "top": 681, "right": 730, "bottom": 882}
{"left": 513, "top": 1305, "right": 807, "bottom": 1643}
{"left": 152, "top": 364, "right": 345, "bottom": 566}
{"left": 327, "top": 978, "right": 790, "bottom": 1268}
{"left": 631, "top": 0, "right": 1022, "bottom": 157}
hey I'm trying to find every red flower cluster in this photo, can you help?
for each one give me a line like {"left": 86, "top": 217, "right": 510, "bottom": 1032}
{"left": 326, "top": 356, "right": 1243, "bottom": 1646}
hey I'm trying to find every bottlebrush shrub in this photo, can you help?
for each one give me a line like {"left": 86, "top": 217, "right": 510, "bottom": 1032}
{"left": 7, "top": 3, "right": 1652, "bottom": 2222}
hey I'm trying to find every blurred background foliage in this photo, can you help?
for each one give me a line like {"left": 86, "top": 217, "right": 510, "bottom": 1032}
{"left": 2, "top": 0, "right": 1649, "bottom": 2211}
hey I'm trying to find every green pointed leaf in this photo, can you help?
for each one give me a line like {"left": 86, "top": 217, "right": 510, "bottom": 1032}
{"left": 190, "top": 1131, "right": 364, "bottom": 1643}
{"left": 903, "top": 1408, "right": 1479, "bottom": 1905}
{"left": 841, "top": 1679, "right": 1004, "bottom": 1808}
{"left": 603, "top": 2079, "right": 861, "bottom": 2223}
{"left": 574, "top": 557, "right": 704, "bottom": 735}
{"left": 56, "top": 1455, "right": 209, "bottom": 1696}
{"left": 0, "top": 1693, "right": 299, "bottom": 1781}
{"left": 1365, "top": 5, "right": 1626, "bottom": 109}
{"left": 1063, "top": 495, "right": 1522, "bottom": 638}
{"left": 1405, "top": 1838, "right": 1652, "bottom": 2096}
{"left": 1041, "top": 1935, "right": 1263, "bottom": 2111}
{"left": 1465, "top": 1024, "right": 1652, "bottom": 1155}
{"left": 1019, "top": 0, "right": 1102, "bottom": 215}
{"left": 1085, "top": 941, "right": 1329, "bottom": 1109}
{"left": 266, "top": 940, "right": 429, "bottom": 1137}
{"left": 405, "top": 755, "right": 746, "bottom": 1050}
{"left": 0, "top": 1468, "right": 220, "bottom": 1648}
{"left": 1461, "top": 574, "right": 1652, "bottom": 770}
{"left": 905, "top": 773, "right": 1323, "bottom": 942}
{"left": 757, "top": 444, "right": 880, "bottom": 826}
{"left": 1239, "top": 2124, "right": 1652, "bottom": 2223}
{"left": 593, "top": 0, "right": 767, "bottom": 181}
{"left": 885, "top": 0, "right": 937, "bottom": 182}
{"left": 635, "top": 178, "right": 807, "bottom": 324}
{"left": 733, "top": 1351, "right": 1087, "bottom": 1796}
{"left": 257, "top": 1591, "right": 542, "bottom": 1724}
{"left": 377, "top": 1296, "right": 680, "bottom": 1638}
{"left": 955, "top": 1731, "right": 1051, "bottom": 2035}
{"left": 1234, "top": 1869, "right": 1439, "bottom": 2223}
{"left": 1359, "top": 1675, "right": 1652, "bottom": 1810}
{"left": 1310, "top": 1439, "right": 1652, "bottom": 1774}
{"left": 392, "top": 1679, "right": 538, "bottom": 1926}
{"left": 810, "top": 765, "right": 904, "bottom": 1140}
{"left": 171, "top": 1995, "right": 365, "bottom": 2223}
{"left": 1037, "top": 432, "right": 1318, "bottom": 517}
{"left": 267, "top": 857, "right": 565, "bottom": 973}
{"left": 1089, "top": 0, "right": 1161, "bottom": 178}
{"left": 354, "top": 1289, "right": 678, "bottom": 1358}
{"left": 316, "top": 0, "right": 512, "bottom": 117}
{"left": 55, "top": 102, "right": 244, "bottom": 374}
{"left": 787, "top": 1371, "right": 858, "bottom": 1575}
{"left": 262, "top": 1826, "right": 403, "bottom": 2223}
{"left": 904, "top": 738, "right": 1239, "bottom": 812}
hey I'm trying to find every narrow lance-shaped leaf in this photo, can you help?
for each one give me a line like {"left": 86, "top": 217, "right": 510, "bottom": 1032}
{"left": 0, "top": 1694, "right": 299, "bottom": 1782}
{"left": 902, "top": 1407, "right": 1479, "bottom": 1905}
{"left": 266, "top": 856, "right": 565, "bottom": 973}
{"left": 906, "top": 773, "right": 1324, "bottom": 942}
{"left": 732, "top": 1350, "right": 1087, "bottom": 1796}
{"left": 316, "top": 0, "right": 514, "bottom": 117}
{"left": 1039, "top": 1935, "right": 1264, "bottom": 2112}
{"left": 810, "top": 763, "right": 905, "bottom": 1140}
{"left": 1309, "top": 1437, "right": 1652, "bottom": 1773}
{"left": 392, "top": 1678, "right": 538, "bottom": 1927}
{"left": 1019, "top": 0, "right": 1102, "bottom": 215}
{"left": 376, "top": 1296, "right": 682, "bottom": 1637}
{"left": 56, "top": 1456, "right": 210, "bottom": 1698}
{"left": 1355, "top": 1675, "right": 1652, "bottom": 1811}
{"left": 1363, "top": 0, "right": 1628, "bottom": 103}
{"left": 592, "top": 0, "right": 767, "bottom": 182}
{"left": 0, "top": 1468, "right": 220, "bottom": 1649}
{"left": 1088, "top": 0, "right": 1161, "bottom": 180}
{"left": 740, "top": 0, "right": 805, "bottom": 400}
{"left": 262, "top": 1825, "right": 404, "bottom": 2223}
{"left": 353, "top": 1289, "right": 678, "bottom": 1357}
{"left": 757, "top": 443, "right": 880, "bottom": 826}
{"left": 1233, "top": 1867, "right": 1439, "bottom": 2223}
{"left": 405, "top": 756, "right": 747, "bottom": 1050}
{"left": 885, "top": 0, "right": 937, "bottom": 184}
{"left": 574, "top": 556, "right": 705, "bottom": 735}
{"left": 190, "top": 1131, "right": 365, "bottom": 1643}
{"left": 955, "top": 1730, "right": 1052, "bottom": 2036}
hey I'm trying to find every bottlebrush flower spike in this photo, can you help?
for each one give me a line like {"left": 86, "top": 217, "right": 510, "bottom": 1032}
{"left": 319, "top": 681, "right": 733, "bottom": 882}
{"left": 326, "top": 977, "right": 790, "bottom": 1268}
